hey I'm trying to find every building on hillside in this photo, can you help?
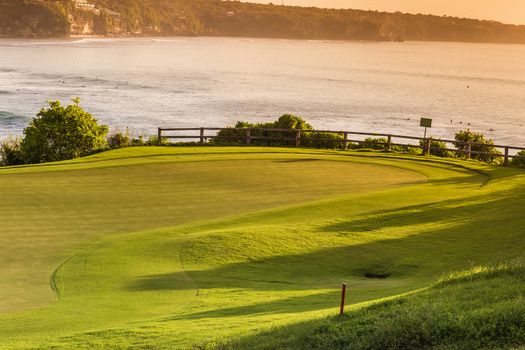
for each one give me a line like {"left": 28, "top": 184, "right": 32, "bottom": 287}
{"left": 73, "top": 0, "right": 100, "bottom": 15}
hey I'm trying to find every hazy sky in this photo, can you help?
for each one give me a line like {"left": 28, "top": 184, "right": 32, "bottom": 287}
{"left": 248, "top": 0, "right": 525, "bottom": 25}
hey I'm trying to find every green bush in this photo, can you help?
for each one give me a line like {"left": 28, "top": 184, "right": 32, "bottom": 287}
{"left": 357, "top": 137, "right": 389, "bottom": 150}
{"left": 0, "top": 137, "right": 24, "bottom": 166}
{"left": 420, "top": 138, "right": 452, "bottom": 157}
{"left": 454, "top": 129, "right": 502, "bottom": 164}
{"left": 107, "top": 129, "right": 131, "bottom": 149}
{"left": 21, "top": 98, "right": 108, "bottom": 164}
{"left": 145, "top": 135, "right": 169, "bottom": 146}
{"left": 511, "top": 150, "right": 525, "bottom": 167}
{"left": 392, "top": 144, "right": 421, "bottom": 154}
{"left": 302, "top": 132, "right": 344, "bottom": 149}
{"left": 215, "top": 114, "right": 313, "bottom": 147}
{"left": 107, "top": 129, "right": 169, "bottom": 149}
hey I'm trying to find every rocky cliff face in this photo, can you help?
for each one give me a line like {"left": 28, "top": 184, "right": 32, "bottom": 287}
{"left": 0, "top": 1, "right": 69, "bottom": 38}
{"left": 68, "top": 10, "right": 125, "bottom": 36}
{"left": 2, "top": 0, "right": 525, "bottom": 43}
{"left": 0, "top": 0, "right": 125, "bottom": 38}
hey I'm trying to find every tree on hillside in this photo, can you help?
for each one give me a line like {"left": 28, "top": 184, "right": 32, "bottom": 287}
{"left": 21, "top": 98, "right": 108, "bottom": 164}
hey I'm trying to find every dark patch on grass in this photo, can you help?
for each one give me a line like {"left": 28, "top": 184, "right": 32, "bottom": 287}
{"left": 363, "top": 272, "right": 391, "bottom": 279}
{"left": 276, "top": 158, "right": 324, "bottom": 163}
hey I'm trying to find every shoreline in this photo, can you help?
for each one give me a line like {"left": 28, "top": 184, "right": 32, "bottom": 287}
{"left": 1, "top": 35, "right": 525, "bottom": 46}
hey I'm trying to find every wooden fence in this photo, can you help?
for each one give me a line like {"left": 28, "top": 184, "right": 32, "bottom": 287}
{"left": 158, "top": 127, "right": 525, "bottom": 166}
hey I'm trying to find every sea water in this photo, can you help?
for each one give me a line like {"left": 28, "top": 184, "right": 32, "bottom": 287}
{"left": 0, "top": 37, "right": 524, "bottom": 145}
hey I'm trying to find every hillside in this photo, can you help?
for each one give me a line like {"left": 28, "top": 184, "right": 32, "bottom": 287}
{"left": 1, "top": 147, "right": 525, "bottom": 349}
{"left": 223, "top": 263, "right": 525, "bottom": 349}
{"left": 2, "top": 0, "right": 525, "bottom": 43}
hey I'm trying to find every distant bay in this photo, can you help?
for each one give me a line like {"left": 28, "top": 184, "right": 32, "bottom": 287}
{"left": 1, "top": 37, "right": 524, "bottom": 146}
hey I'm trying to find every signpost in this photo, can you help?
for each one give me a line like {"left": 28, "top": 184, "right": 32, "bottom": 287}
{"left": 420, "top": 118, "right": 432, "bottom": 155}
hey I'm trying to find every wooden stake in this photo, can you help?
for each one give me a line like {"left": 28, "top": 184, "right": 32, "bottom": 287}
{"left": 339, "top": 283, "right": 347, "bottom": 317}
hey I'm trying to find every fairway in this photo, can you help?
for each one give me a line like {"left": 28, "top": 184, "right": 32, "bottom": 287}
{"left": 0, "top": 146, "right": 524, "bottom": 349}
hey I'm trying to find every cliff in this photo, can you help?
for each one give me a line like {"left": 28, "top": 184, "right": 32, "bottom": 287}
{"left": 2, "top": 0, "right": 525, "bottom": 44}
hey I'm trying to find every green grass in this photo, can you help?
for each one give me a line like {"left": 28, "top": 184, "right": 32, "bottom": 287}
{"left": 222, "top": 262, "right": 525, "bottom": 350}
{"left": 0, "top": 146, "right": 524, "bottom": 349}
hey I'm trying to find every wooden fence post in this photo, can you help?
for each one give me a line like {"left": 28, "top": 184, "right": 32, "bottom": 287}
{"left": 246, "top": 128, "right": 251, "bottom": 145}
{"left": 295, "top": 130, "right": 301, "bottom": 147}
{"left": 200, "top": 127, "right": 205, "bottom": 144}
{"left": 504, "top": 146, "right": 510, "bottom": 166}
{"left": 339, "top": 283, "right": 347, "bottom": 317}
{"left": 387, "top": 135, "right": 392, "bottom": 151}
{"left": 466, "top": 143, "right": 472, "bottom": 160}
{"left": 343, "top": 132, "right": 349, "bottom": 150}
{"left": 425, "top": 138, "right": 431, "bottom": 156}
{"left": 158, "top": 127, "right": 162, "bottom": 141}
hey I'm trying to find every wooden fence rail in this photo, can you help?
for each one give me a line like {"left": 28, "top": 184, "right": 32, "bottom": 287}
{"left": 158, "top": 127, "right": 525, "bottom": 166}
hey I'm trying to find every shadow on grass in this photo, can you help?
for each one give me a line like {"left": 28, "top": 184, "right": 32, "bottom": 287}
{"left": 165, "top": 291, "right": 340, "bottom": 321}
{"left": 127, "top": 184, "right": 525, "bottom": 322}
{"left": 321, "top": 194, "right": 500, "bottom": 233}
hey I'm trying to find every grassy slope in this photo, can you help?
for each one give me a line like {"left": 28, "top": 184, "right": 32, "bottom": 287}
{"left": 223, "top": 263, "right": 525, "bottom": 350}
{"left": 0, "top": 146, "right": 524, "bottom": 349}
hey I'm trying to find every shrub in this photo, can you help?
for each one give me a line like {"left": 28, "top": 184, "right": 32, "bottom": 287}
{"left": 357, "top": 137, "right": 389, "bottom": 150}
{"left": 392, "top": 144, "right": 421, "bottom": 154}
{"left": 21, "top": 98, "right": 108, "bottom": 164}
{"left": 511, "top": 150, "right": 525, "bottom": 167}
{"left": 131, "top": 135, "right": 146, "bottom": 146}
{"left": 0, "top": 137, "right": 24, "bottom": 166}
{"left": 145, "top": 135, "right": 169, "bottom": 146}
{"left": 302, "top": 132, "right": 344, "bottom": 149}
{"left": 107, "top": 129, "right": 131, "bottom": 149}
{"left": 454, "top": 129, "right": 502, "bottom": 163}
{"left": 420, "top": 138, "right": 451, "bottom": 157}
{"left": 215, "top": 114, "right": 313, "bottom": 146}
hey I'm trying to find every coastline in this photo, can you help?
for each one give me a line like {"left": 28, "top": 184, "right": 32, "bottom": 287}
{"left": 3, "top": 32, "right": 525, "bottom": 46}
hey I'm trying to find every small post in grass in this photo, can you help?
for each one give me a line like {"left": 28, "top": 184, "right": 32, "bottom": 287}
{"left": 157, "top": 127, "right": 162, "bottom": 141}
{"left": 339, "top": 283, "right": 347, "bottom": 317}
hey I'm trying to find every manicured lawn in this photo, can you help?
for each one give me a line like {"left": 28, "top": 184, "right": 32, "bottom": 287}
{"left": 0, "top": 146, "right": 523, "bottom": 349}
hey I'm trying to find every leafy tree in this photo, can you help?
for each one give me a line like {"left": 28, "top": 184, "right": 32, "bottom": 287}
{"left": 21, "top": 98, "right": 108, "bottom": 164}
{"left": 453, "top": 129, "right": 501, "bottom": 163}
{"left": 273, "top": 114, "right": 313, "bottom": 130}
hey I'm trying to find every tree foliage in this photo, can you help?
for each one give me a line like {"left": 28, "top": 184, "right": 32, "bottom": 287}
{"left": 21, "top": 99, "right": 108, "bottom": 164}
{"left": 3, "top": 0, "right": 525, "bottom": 43}
{"left": 454, "top": 129, "right": 501, "bottom": 163}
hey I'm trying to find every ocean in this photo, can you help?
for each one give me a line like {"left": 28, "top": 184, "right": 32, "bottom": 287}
{"left": 1, "top": 37, "right": 524, "bottom": 145}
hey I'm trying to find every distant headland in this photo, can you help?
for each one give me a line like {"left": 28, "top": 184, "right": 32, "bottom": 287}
{"left": 1, "top": 0, "right": 525, "bottom": 44}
